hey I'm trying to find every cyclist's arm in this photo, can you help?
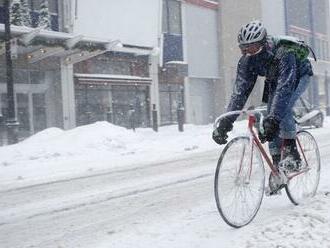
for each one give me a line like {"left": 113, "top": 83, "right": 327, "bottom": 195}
{"left": 226, "top": 56, "right": 258, "bottom": 122}
{"left": 269, "top": 49, "right": 297, "bottom": 121}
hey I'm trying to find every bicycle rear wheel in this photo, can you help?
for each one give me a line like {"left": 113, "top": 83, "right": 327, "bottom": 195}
{"left": 214, "top": 136, "right": 265, "bottom": 228}
{"left": 285, "top": 130, "right": 320, "bottom": 205}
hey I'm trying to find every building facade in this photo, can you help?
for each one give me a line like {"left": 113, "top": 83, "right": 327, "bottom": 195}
{"left": 62, "top": 0, "right": 161, "bottom": 129}
{"left": 2, "top": 0, "right": 328, "bottom": 144}
{"left": 0, "top": 0, "right": 63, "bottom": 139}
{"left": 160, "top": 0, "right": 219, "bottom": 125}
{"left": 0, "top": 0, "right": 161, "bottom": 143}
{"left": 284, "top": 0, "right": 330, "bottom": 108}
{"left": 183, "top": 0, "right": 219, "bottom": 125}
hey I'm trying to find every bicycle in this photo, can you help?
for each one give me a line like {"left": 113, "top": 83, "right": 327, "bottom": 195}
{"left": 213, "top": 110, "right": 321, "bottom": 228}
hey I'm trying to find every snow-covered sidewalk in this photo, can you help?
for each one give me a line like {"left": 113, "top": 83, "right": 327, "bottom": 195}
{"left": 0, "top": 122, "right": 217, "bottom": 189}
{"left": 0, "top": 118, "right": 330, "bottom": 189}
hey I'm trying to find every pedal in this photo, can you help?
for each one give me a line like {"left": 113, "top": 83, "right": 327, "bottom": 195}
{"left": 265, "top": 186, "right": 283, "bottom": 196}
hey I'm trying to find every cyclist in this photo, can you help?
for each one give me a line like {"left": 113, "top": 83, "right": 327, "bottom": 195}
{"left": 212, "top": 20, "right": 314, "bottom": 172}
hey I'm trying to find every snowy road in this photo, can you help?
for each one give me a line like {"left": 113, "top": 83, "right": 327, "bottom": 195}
{"left": 0, "top": 150, "right": 221, "bottom": 248}
{"left": 1, "top": 125, "right": 330, "bottom": 248}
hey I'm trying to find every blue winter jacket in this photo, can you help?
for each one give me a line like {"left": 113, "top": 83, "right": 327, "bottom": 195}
{"left": 226, "top": 37, "right": 313, "bottom": 122}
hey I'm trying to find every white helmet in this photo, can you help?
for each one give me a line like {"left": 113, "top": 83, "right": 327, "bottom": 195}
{"left": 238, "top": 20, "right": 267, "bottom": 45}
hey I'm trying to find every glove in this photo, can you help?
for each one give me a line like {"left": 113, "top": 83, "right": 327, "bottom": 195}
{"left": 212, "top": 117, "right": 233, "bottom": 145}
{"left": 262, "top": 116, "right": 280, "bottom": 142}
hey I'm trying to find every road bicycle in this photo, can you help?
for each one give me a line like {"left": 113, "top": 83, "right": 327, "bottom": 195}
{"left": 213, "top": 110, "right": 321, "bottom": 228}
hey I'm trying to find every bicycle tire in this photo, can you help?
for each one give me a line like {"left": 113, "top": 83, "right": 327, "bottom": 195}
{"left": 214, "top": 136, "right": 265, "bottom": 228}
{"left": 285, "top": 130, "right": 320, "bottom": 205}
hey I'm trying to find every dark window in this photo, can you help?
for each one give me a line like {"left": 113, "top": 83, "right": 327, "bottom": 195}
{"left": 0, "top": 0, "right": 4, "bottom": 24}
{"left": 163, "top": 0, "right": 182, "bottom": 35}
{"left": 286, "top": 0, "right": 311, "bottom": 30}
{"left": 0, "top": 1, "right": 59, "bottom": 30}
{"left": 29, "top": 0, "right": 59, "bottom": 31}
{"left": 162, "top": 0, "right": 183, "bottom": 64}
{"left": 286, "top": 0, "right": 327, "bottom": 34}
{"left": 29, "top": 0, "right": 57, "bottom": 13}
{"left": 163, "top": 33, "right": 183, "bottom": 63}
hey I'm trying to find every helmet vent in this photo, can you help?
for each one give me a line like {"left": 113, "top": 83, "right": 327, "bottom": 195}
{"left": 237, "top": 20, "right": 267, "bottom": 45}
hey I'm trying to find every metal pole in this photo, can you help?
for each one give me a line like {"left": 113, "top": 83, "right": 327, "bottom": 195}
{"left": 168, "top": 84, "right": 173, "bottom": 123}
{"left": 4, "top": 0, "right": 19, "bottom": 144}
{"left": 325, "top": 71, "right": 330, "bottom": 116}
{"left": 283, "top": 0, "right": 289, "bottom": 35}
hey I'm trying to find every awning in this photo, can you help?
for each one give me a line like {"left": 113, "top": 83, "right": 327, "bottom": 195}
{"left": 0, "top": 24, "right": 155, "bottom": 64}
{"left": 74, "top": 73, "right": 152, "bottom": 85}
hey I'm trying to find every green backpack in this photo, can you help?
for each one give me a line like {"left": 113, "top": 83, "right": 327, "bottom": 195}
{"left": 271, "top": 35, "right": 317, "bottom": 62}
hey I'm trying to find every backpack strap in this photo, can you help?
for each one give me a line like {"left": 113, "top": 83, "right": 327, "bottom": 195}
{"left": 306, "top": 45, "right": 317, "bottom": 61}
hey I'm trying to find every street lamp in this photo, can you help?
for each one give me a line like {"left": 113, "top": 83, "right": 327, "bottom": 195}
{"left": 4, "top": 0, "right": 19, "bottom": 144}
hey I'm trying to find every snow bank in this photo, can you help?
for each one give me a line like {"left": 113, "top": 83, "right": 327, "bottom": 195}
{"left": 0, "top": 121, "right": 222, "bottom": 187}
{"left": 0, "top": 121, "right": 218, "bottom": 164}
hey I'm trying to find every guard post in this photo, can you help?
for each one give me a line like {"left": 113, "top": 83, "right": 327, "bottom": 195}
{"left": 152, "top": 104, "right": 158, "bottom": 132}
{"left": 177, "top": 103, "right": 185, "bottom": 132}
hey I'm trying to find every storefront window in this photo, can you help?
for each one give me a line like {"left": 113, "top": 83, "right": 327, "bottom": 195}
{"left": 75, "top": 85, "right": 110, "bottom": 125}
{"left": 159, "top": 84, "right": 184, "bottom": 125}
{"left": 75, "top": 83, "right": 150, "bottom": 128}
{"left": 30, "top": 70, "right": 45, "bottom": 84}
{"left": 0, "top": 93, "right": 7, "bottom": 118}
{"left": 77, "top": 53, "right": 149, "bottom": 77}
{"left": 0, "top": 69, "right": 45, "bottom": 84}
{"left": 17, "top": 93, "right": 30, "bottom": 138}
{"left": 13, "top": 70, "right": 29, "bottom": 84}
{"left": 33, "top": 93, "right": 47, "bottom": 132}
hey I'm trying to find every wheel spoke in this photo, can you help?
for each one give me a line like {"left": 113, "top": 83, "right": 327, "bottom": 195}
{"left": 214, "top": 136, "right": 265, "bottom": 228}
{"left": 286, "top": 131, "right": 320, "bottom": 205}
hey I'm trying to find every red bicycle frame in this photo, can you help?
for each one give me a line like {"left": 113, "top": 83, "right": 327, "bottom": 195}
{"left": 243, "top": 114, "right": 310, "bottom": 181}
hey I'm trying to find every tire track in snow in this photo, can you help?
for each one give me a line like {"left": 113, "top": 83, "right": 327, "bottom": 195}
{"left": 1, "top": 171, "right": 213, "bottom": 225}
{"left": 240, "top": 193, "right": 330, "bottom": 248}
{"left": 0, "top": 150, "right": 220, "bottom": 194}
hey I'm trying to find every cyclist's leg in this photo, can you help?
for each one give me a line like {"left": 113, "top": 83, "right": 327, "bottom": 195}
{"left": 267, "top": 74, "right": 308, "bottom": 162}
{"left": 280, "top": 75, "right": 310, "bottom": 139}
{"left": 266, "top": 92, "right": 281, "bottom": 163}
{"left": 266, "top": 93, "right": 285, "bottom": 194}
{"left": 279, "top": 75, "right": 311, "bottom": 170}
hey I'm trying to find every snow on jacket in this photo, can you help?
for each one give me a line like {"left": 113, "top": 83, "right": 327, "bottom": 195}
{"left": 226, "top": 36, "right": 313, "bottom": 122}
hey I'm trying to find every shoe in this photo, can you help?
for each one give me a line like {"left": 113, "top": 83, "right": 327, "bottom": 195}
{"left": 278, "top": 139, "right": 302, "bottom": 173}
{"left": 279, "top": 155, "right": 302, "bottom": 172}
{"left": 266, "top": 172, "right": 286, "bottom": 196}
{"left": 272, "top": 154, "right": 281, "bottom": 167}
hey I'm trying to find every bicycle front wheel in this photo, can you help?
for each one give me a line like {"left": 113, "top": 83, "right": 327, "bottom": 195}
{"left": 214, "top": 136, "right": 265, "bottom": 228}
{"left": 285, "top": 130, "right": 321, "bottom": 205}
